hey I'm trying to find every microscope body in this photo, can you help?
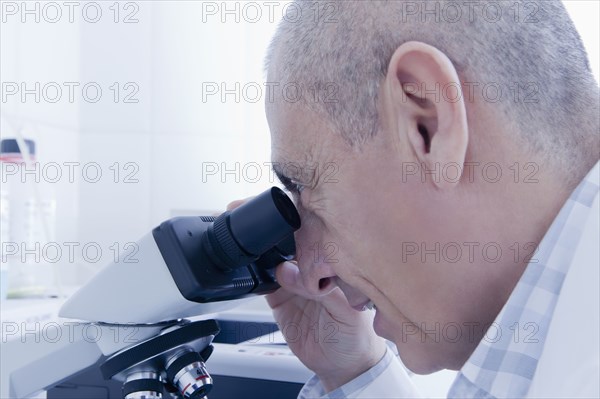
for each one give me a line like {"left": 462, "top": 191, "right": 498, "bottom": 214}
{"left": 9, "top": 188, "right": 301, "bottom": 398}
{"left": 59, "top": 226, "right": 286, "bottom": 326}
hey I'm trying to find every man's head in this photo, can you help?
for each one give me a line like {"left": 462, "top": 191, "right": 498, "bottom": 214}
{"left": 265, "top": 0, "right": 599, "bottom": 373}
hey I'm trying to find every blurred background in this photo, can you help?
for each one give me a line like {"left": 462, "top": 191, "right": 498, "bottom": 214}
{"left": 0, "top": 0, "right": 598, "bottom": 295}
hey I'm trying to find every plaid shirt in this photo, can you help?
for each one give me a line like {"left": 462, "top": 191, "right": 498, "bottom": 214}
{"left": 299, "top": 162, "right": 599, "bottom": 399}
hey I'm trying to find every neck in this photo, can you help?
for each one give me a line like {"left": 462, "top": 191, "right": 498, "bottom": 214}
{"left": 468, "top": 145, "right": 579, "bottom": 316}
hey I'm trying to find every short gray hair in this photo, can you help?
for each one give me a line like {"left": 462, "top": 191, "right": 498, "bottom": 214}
{"left": 265, "top": 0, "right": 599, "bottom": 176}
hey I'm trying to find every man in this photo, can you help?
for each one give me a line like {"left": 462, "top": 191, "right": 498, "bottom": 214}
{"left": 229, "top": 1, "right": 599, "bottom": 397}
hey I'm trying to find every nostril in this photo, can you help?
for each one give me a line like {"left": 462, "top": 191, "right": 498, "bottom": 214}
{"left": 319, "top": 277, "right": 330, "bottom": 291}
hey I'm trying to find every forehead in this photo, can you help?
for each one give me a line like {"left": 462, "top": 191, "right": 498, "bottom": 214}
{"left": 267, "top": 99, "right": 324, "bottom": 167}
{"left": 268, "top": 106, "right": 352, "bottom": 188}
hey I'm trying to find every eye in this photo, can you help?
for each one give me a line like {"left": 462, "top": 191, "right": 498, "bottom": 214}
{"left": 283, "top": 182, "right": 304, "bottom": 199}
{"left": 290, "top": 180, "right": 305, "bottom": 195}
{"left": 278, "top": 174, "right": 305, "bottom": 196}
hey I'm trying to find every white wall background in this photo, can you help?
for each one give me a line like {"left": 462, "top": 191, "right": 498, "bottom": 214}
{"left": 0, "top": 0, "right": 598, "bottom": 288}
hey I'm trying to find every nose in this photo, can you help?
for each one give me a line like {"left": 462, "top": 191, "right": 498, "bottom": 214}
{"left": 295, "top": 234, "right": 338, "bottom": 296}
{"left": 297, "top": 255, "right": 337, "bottom": 296}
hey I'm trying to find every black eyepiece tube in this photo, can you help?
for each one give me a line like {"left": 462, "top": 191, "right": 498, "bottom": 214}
{"left": 207, "top": 187, "right": 300, "bottom": 271}
{"left": 229, "top": 187, "right": 300, "bottom": 255}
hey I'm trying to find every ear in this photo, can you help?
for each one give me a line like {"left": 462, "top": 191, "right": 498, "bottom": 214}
{"left": 384, "top": 41, "right": 468, "bottom": 189}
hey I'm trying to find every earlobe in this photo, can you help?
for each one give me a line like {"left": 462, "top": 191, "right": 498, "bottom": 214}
{"left": 386, "top": 41, "right": 469, "bottom": 190}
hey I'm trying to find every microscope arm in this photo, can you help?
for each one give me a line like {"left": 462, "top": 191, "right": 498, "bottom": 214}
{"left": 59, "top": 233, "right": 248, "bottom": 325}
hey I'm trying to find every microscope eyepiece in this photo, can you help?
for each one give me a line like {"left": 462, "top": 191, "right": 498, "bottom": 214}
{"left": 153, "top": 186, "right": 300, "bottom": 303}
{"left": 205, "top": 187, "right": 300, "bottom": 272}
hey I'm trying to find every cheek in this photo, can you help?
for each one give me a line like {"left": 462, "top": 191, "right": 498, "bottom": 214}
{"left": 293, "top": 208, "right": 358, "bottom": 276}
{"left": 327, "top": 211, "right": 401, "bottom": 284}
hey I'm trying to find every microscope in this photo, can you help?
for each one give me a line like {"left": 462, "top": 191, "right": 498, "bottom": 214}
{"left": 8, "top": 187, "right": 301, "bottom": 398}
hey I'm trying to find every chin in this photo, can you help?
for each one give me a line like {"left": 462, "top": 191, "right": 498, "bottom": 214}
{"left": 400, "top": 354, "right": 444, "bottom": 375}
{"left": 395, "top": 342, "right": 466, "bottom": 375}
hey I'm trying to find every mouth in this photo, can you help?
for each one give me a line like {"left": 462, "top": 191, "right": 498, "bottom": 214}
{"left": 333, "top": 278, "right": 377, "bottom": 312}
{"left": 351, "top": 299, "right": 376, "bottom": 312}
